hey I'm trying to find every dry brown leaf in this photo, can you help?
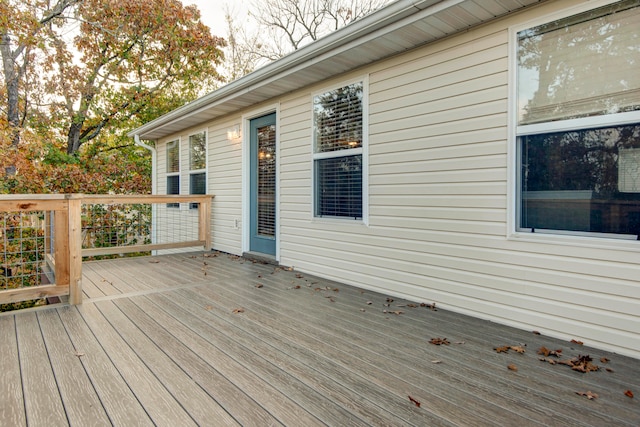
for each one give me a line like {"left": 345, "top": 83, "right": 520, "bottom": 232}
{"left": 386, "top": 297, "right": 394, "bottom": 303}
{"left": 624, "top": 390, "right": 634, "bottom": 398}
{"left": 537, "top": 346, "right": 562, "bottom": 357}
{"left": 407, "top": 303, "right": 417, "bottom": 308}
{"left": 606, "top": 368, "right": 614, "bottom": 373}
{"left": 205, "top": 305, "right": 213, "bottom": 311}
{"left": 333, "top": 288, "right": 340, "bottom": 292}
{"left": 576, "top": 391, "right": 598, "bottom": 400}
{"left": 494, "top": 346, "right": 510, "bottom": 353}
{"left": 408, "top": 396, "right": 421, "bottom": 407}
{"left": 570, "top": 339, "right": 584, "bottom": 345}
{"left": 232, "top": 308, "right": 245, "bottom": 314}
{"left": 507, "top": 364, "right": 518, "bottom": 372}
{"left": 255, "top": 284, "right": 263, "bottom": 288}
{"left": 366, "top": 301, "right": 373, "bottom": 305}
{"left": 510, "top": 346, "right": 526, "bottom": 354}
{"left": 430, "top": 337, "right": 450, "bottom": 346}
{"left": 532, "top": 330, "right": 541, "bottom": 335}
{"left": 293, "top": 285, "right": 301, "bottom": 289}
{"left": 600, "top": 357, "right": 609, "bottom": 364}
{"left": 295, "top": 273, "right": 304, "bottom": 279}
{"left": 390, "top": 310, "right": 404, "bottom": 315}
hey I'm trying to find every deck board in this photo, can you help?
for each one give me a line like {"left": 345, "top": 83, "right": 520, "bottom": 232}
{"left": 0, "top": 316, "right": 26, "bottom": 427}
{"left": 0, "top": 251, "right": 638, "bottom": 426}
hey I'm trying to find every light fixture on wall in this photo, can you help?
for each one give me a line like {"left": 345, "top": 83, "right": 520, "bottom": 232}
{"left": 227, "top": 125, "right": 241, "bottom": 140}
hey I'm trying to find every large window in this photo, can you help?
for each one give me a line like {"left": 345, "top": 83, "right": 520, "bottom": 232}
{"left": 189, "top": 131, "right": 206, "bottom": 209}
{"left": 313, "top": 80, "right": 366, "bottom": 219}
{"left": 516, "top": 1, "right": 640, "bottom": 238}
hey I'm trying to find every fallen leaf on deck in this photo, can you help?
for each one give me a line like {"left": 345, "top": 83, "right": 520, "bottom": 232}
{"left": 600, "top": 357, "right": 609, "bottom": 363}
{"left": 430, "top": 337, "right": 450, "bottom": 346}
{"left": 538, "top": 357, "right": 557, "bottom": 365}
{"left": 366, "top": 301, "right": 373, "bottom": 305}
{"left": 624, "top": 390, "right": 634, "bottom": 398}
{"left": 383, "top": 303, "right": 390, "bottom": 307}
{"left": 510, "top": 346, "right": 526, "bottom": 354}
{"left": 390, "top": 310, "right": 404, "bottom": 315}
{"left": 148, "top": 260, "right": 160, "bottom": 264}
{"left": 431, "top": 359, "right": 442, "bottom": 364}
{"left": 386, "top": 297, "right": 394, "bottom": 303}
{"left": 537, "top": 346, "right": 562, "bottom": 357}
{"left": 333, "top": 288, "right": 339, "bottom": 292}
{"left": 295, "top": 273, "right": 304, "bottom": 279}
{"left": 606, "top": 368, "right": 614, "bottom": 373}
{"left": 232, "top": 308, "right": 245, "bottom": 314}
{"left": 559, "top": 355, "right": 599, "bottom": 373}
{"left": 494, "top": 346, "right": 510, "bottom": 353}
{"left": 205, "top": 305, "right": 213, "bottom": 311}
{"left": 408, "top": 396, "right": 421, "bottom": 407}
{"left": 407, "top": 303, "right": 417, "bottom": 308}
{"left": 74, "top": 351, "right": 85, "bottom": 358}
{"left": 532, "top": 330, "right": 541, "bottom": 335}
{"left": 507, "top": 364, "right": 518, "bottom": 372}
{"left": 576, "top": 391, "right": 598, "bottom": 400}
{"left": 255, "top": 284, "right": 263, "bottom": 288}
{"left": 294, "top": 285, "right": 301, "bottom": 289}
{"left": 570, "top": 339, "right": 584, "bottom": 345}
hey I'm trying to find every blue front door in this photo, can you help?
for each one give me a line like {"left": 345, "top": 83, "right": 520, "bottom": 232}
{"left": 249, "top": 113, "right": 276, "bottom": 256}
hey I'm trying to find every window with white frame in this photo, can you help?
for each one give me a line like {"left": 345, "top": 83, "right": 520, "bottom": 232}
{"left": 516, "top": 0, "right": 640, "bottom": 238}
{"left": 189, "top": 131, "right": 206, "bottom": 208}
{"left": 313, "top": 80, "right": 365, "bottom": 219}
{"left": 166, "top": 139, "right": 180, "bottom": 207}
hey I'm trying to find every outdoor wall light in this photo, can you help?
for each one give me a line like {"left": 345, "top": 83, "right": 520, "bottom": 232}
{"left": 227, "top": 125, "right": 241, "bottom": 140}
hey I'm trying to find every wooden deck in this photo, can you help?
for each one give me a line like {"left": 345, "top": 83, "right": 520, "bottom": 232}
{"left": 1, "top": 252, "right": 638, "bottom": 426}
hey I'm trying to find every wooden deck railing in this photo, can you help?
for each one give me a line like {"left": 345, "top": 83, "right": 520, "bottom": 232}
{"left": 0, "top": 194, "right": 213, "bottom": 307}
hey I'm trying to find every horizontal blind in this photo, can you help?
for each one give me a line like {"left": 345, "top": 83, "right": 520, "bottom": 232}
{"left": 257, "top": 124, "right": 276, "bottom": 237}
{"left": 315, "top": 155, "right": 363, "bottom": 219}
{"left": 314, "top": 82, "right": 363, "bottom": 152}
{"left": 518, "top": 1, "right": 640, "bottom": 125}
{"left": 166, "top": 140, "right": 179, "bottom": 173}
{"left": 189, "top": 132, "right": 206, "bottom": 170}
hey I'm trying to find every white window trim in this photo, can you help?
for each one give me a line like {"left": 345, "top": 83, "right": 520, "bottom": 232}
{"left": 311, "top": 75, "right": 369, "bottom": 225}
{"left": 507, "top": 0, "right": 640, "bottom": 250}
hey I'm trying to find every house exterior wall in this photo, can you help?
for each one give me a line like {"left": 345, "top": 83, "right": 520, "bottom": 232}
{"left": 155, "top": 0, "right": 639, "bottom": 358}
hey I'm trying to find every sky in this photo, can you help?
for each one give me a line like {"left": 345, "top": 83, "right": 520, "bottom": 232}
{"left": 182, "top": 0, "right": 252, "bottom": 38}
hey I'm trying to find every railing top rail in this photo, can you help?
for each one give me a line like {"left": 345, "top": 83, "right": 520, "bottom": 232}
{"left": 81, "top": 194, "right": 215, "bottom": 204}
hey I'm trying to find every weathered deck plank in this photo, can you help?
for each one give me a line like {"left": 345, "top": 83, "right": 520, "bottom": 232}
{"left": 36, "top": 309, "right": 111, "bottom": 426}
{"left": 15, "top": 313, "right": 68, "bottom": 426}
{"left": 56, "top": 305, "right": 154, "bottom": 427}
{"left": 0, "top": 316, "right": 26, "bottom": 427}
{"left": 77, "top": 302, "right": 199, "bottom": 427}
{"left": 1, "top": 251, "right": 638, "bottom": 426}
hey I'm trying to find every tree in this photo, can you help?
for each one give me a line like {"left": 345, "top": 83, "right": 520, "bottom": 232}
{"left": 45, "top": 0, "right": 225, "bottom": 154}
{"left": 0, "top": 0, "right": 78, "bottom": 146}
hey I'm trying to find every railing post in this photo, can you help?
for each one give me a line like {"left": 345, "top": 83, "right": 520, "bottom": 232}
{"left": 198, "top": 196, "right": 212, "bottom": 251}
{"left": 54, "top": 204, "right": 70, "bottom": 290}
{"left": 67, "top": 195, "right": 83, "bottom": 304}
